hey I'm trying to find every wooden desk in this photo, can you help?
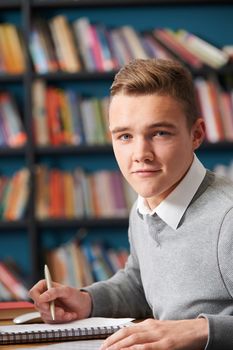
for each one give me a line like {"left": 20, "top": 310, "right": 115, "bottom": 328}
{"left": 1, "top": 343, "right": 46, "bottom": 349}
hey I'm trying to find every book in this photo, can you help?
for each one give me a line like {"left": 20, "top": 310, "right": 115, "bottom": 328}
{"left": 120, "top": 26, "right": 149, "bottom": 60}
{"left": 220, "top": 91, "right": 233, "bottom": 141}
{"left": 0, "top": 281, "right": 12, "bottom": 301}
{"left": 153, "top": 28, "right": 203, "bottom": 69}
{"left": 32, "top": 80, "right": 50, "bottom": 146}
{"left": 30, "top": 20, "right": 59, "bottom": 73}
{"left": 0, "top": 93, "right": 27, "bottom": 148}
{"left": 176, "top": 29, "right": 229, "bottom": 69}
{"left": 3, "top": 168, "right": 30, "bottom": 220}
{"left": 194, "top": 77, "right": 220, "bottom": 143}
{"left": 49, "top": 15, "right": 81, "bottom": 73}
{"left": 0, "top": 24, "right": 25, "bottom": 74}
{"left": 0, "top": 261, "right": 29, "bottom": 301}
{"left": 73, "top": 17, "right": 96, "bottom": 72}
{"left": 0, "top": 301, "right": 35, "bottom": 320}
{"left": 0, "top": 169, "right": 29, "bottom": 220}
{"left": 0, "top": 317, "right": 134, "bottom": 345}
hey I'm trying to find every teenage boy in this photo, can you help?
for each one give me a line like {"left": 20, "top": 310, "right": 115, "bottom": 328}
{"left": 29, "top": 59, "right": 233, "bottom": 350}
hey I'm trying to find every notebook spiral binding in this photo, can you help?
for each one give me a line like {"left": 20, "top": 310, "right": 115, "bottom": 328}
{"left": 0, "top": 325, "right": 123, "bottom": 345}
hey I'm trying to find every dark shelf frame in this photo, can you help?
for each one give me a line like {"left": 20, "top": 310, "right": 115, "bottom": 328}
{"left": 0, "top": 1, "right": 22, "bottom": 9}
{"left": 32, "top": 0, "right": 233, "bottom": 8}
{"left": 0, "top": 146, "right": 26, "bottom": 156}
{"left": 33, "top": 71, "right": 116, "bottom": 81}
{"left": 34, "top": 142, "right": 233, "bottom": 155}
{"left": 0, "top": 74, "right": 24, "bottom": 83}
{"left": 0, "top": 220, "right": 28, "bottom": 230}
{"left": 199, "top": 141, "right": 233, "bottom": 151}
{"left": 37, "top": 217, "right": 129, "bottom": 229}
{"left": 1, "top": 67, "right": 231, "bottom": 83}
{"left": 1, "top": 142, "right": 231, "bottom": 158}
{"left": 35, "top": 144, "right": 113, "bottom": 156}
{"left": 32, "top": 64, "right": 233, "bottom": 81}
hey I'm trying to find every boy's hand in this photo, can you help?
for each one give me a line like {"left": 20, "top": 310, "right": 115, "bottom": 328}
{"left": 100, "top": 318, "right": 208, "bottom": 350}
{"left": 29, "top": 279, "right": 92, "bottom": 323}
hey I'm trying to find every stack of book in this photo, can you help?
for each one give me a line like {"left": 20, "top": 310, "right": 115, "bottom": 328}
{"left": 47, "top": 238, "right": 129, "bottom": 288}
{"left": 153, "top": 28, "right": 229, "bottom": 70}
{"left": 0, "top": 301, "right": 35, "bottom": 320}
{"left": 29, "top": 16, "right": 230, "bottom": 73}
{"left": 0, "top": 168, "right": 30, "bottom": 221}
{"left": 32, "top": 80, "right": 111, "bottom": 146}
{"left": 35, "top": 166, "right": 136, "bottom": 220}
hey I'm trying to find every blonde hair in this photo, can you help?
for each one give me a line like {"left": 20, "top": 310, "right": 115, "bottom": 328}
{"left": 110, "top": 58, "right": 198, "bottom": 128}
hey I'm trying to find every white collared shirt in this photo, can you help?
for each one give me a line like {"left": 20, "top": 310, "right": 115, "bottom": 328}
{"left": 137, "top": 154, "right": 206, "bottom": 230}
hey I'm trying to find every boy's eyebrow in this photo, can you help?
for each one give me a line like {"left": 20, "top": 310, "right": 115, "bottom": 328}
{"left": 111, "top": 127, "right": 130, "bottom": 134}
{"left": 111, "top": 122, "right": 177, "bottom": 134}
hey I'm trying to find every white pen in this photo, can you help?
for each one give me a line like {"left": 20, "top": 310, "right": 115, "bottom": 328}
{"left": 44, "top": 264, "right": 55, "bottom": 321}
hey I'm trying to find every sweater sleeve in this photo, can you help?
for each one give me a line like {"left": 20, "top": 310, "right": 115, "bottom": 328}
{"left": 199, "top": 207, "right": 233, "bottom": 350}
{"left": 83, "top": 213, "right": 152, "bottom": 318}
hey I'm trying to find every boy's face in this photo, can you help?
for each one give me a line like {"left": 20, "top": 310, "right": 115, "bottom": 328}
{"left": 109, "top": 94, "right": 205, "bottom": 209}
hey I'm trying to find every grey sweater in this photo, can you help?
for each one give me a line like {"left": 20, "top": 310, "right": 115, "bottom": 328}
{"left": 85, "top": 171, "right": 233, "bottom": 350}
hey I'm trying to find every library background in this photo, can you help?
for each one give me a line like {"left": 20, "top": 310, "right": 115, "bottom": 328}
{"left": 0, "top": 0, "right": 233, "bottom": 301}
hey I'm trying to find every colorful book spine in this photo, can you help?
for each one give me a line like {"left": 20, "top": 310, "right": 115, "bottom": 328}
{"left": 0, "top": 93, "right": 27, "bottom": 148}
{"left": 0, "top": 262, "right": 28, "bottom": 300}
{"left": 35, "top": 166, "right": 134, "bottom": 220}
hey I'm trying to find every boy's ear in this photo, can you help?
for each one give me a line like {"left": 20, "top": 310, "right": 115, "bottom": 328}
{"left": 192, "top": 118, "right": 206, "bottom": 150}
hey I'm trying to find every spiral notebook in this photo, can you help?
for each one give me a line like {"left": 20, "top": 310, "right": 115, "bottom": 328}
{"left": 0, "top": 317, "right": 134, "bottom": 345}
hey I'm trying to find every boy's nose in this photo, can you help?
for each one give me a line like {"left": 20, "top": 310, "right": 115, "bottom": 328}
{"left": 132, "top": 139, "right": 154, "bottom": 163}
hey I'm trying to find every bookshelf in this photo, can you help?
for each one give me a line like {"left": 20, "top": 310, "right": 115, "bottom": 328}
{"left": 0, "top": 0, "right": 233, "bottom": 288}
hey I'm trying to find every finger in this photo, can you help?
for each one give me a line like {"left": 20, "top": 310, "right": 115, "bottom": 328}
{"left": 102, "top": 333, "right": 157, "bottom": 350}
{"left": 101, "top": 322, "right": 159, "bottom": 350}
{"left": 39, "top": 285, "right": 71, "bottom": 304}
{"left": 29, "top": 280, "right": 47, "bottom": 301}
{"left": 102, "top": 323, "right": 148, "bottom": 348}
{"left": 33, "top": 290, "right": 55, "bottom": 312}
{"left": 100, "top": 328, "right": 139, "bottom": 350}
{"left": 113, "top": 343, "right": 156, "bottom": 350}
{"left": 40, "top": 306, "right": 78, "bottom": 324}
{"left": 29, "top": 280, "right": 62, "bottom": 300}
{"left": 37, "top": 284, "right": 64, "bottom": 304}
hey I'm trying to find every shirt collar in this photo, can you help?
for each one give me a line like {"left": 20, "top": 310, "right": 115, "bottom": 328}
{"left": 137, "top": 154, "right": 206, "bottom": 230}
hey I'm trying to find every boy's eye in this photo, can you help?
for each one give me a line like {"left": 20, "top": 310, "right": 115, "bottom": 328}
{"left": 153, "top": 130, "right": 170, "bottom": 137}
{"left": 119, "top": 134, "right": 131, "bottom": 141}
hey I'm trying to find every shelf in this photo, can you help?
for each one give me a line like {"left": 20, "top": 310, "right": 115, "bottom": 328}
{"left": 34, "top": 143, "right": 233, "bottom": 155}
{"left": 0, "top": 74, "right": 24, "bottom": 83}
{"left": 190, "top": 63, "right": 233, "bottom": 77}
{"left": 0, "top": 1, "right": 21, "bottom": 9}
{"left": 37, "top": 217, "right": 129, "bottom": 229}
{"left": 33, "top": 71, "right": 116, "bottom": 81}
{"left": 0, "top": 146, "right": 26, "bottom": 157}
{"left": 0, "top": 220, "right": 28, "bottom": 230}
{"left": 199, "top": 141, "right": 233, "bottom": 151}
{"left": 33, "top": 66, "right": 233, "bottom": 81}
{"left": 32, "top": 0, "right": 233, "bottom": 8}
{"left": 35, "top": 144, "right": 113, "bottom": 156}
